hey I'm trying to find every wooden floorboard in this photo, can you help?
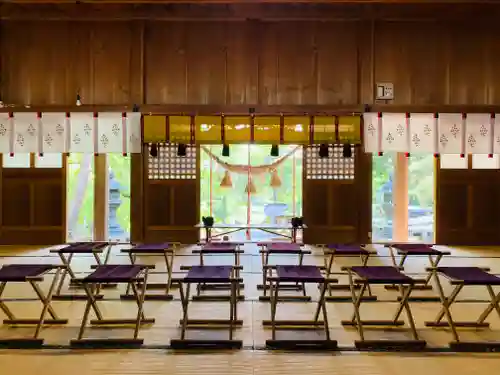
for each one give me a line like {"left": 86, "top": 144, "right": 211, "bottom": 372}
{"left": 0, "top": 244, "right": 500, "bottom": 372}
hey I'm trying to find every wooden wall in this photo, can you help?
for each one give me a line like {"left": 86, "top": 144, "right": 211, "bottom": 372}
{"left": 1, "top": 3, "right": 499, "bottom": 244}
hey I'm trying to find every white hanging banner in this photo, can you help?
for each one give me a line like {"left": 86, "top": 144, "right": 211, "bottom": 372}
{"left": 69, "top": 112, "right": 95, "bottom": 153}
{"left": 494, "top": 114, "right": 500, "bottom": 154}
{"left": 97, "top": 112, "right": 124, "bottom": 153}
{"left": 438, "top": 113, "right": 464, "bottom": 154}
{"left": 409, "top": 113, "right": 437, "bottom": 154}
{"left": 363, "top": 112, "right": 378, "bottom": 153}
{"left": 466, "top": 113, "right": 492, "bottom": 154}
{"left": 13, "top": 112, "right": 39, "bottom": 153}
{"left": 0, "top": 113, "right": 12, "bottom": 154}
{"left": 127, "top": 112, "right": 142, "bottom": 153}
{"left": 40, "top": 112, "right": 67, "bottom": 153}
{"left": 381, "top": 113, "right": 408, "bottom": 152}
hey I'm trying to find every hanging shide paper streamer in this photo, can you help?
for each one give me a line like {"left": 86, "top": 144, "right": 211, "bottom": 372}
{"left": 269, "top": 169, "right": 282, "bottom": 188}
{"left": 219, "top": 170, "right": 233, "bottom": 188}
{"left": 245, "top": 178, "right": 257, "bottom": 194}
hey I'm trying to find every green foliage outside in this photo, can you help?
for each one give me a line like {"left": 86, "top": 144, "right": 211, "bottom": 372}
{"left": 200, "top": 145, "right": 303, "bottom": 226}
{"left": 67, "top": 154, "right": 131, "bottom": 241}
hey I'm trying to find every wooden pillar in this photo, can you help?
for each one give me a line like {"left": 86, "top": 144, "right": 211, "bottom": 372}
{"left": 393, "top": 153, "right": 408, "bottom": 242}
{"left": 93, "top": 154, "right": 108, "bottom": 241}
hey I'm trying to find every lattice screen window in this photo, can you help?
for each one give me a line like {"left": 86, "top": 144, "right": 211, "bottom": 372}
{"left": 148, "top": 143, "right": 197, "bottom": 180}
{"left": 305, "top": 144, "right": 355, "bottom": 180}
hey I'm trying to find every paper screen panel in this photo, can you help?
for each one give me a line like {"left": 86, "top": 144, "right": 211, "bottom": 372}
{"left": 127, "top": 112, "right": 142, "bottom": 153}
{"left": 338, "top": 116, "right": 361, "bottom": 143}
{"left": 305, "top": 144, "right": 355, "bottom": 180}
{"left": 225, "top": 116, "right": 251, "bottom": 143}
{"left": 313, "top": 116, "right": 335, "bottom": 143}
{"left": 381, "top": 113, "right": 408, "bottom": 152}
{"left": 363, "top": 113, "right": 378, "bottom": 153}
{"left": 284, "top": 116, "right": 309, "bottom": 144}
{"left": 0, "top": 113, "right": 12, "bottom": 153}
{"left": 147, "top": 143, "right": 196, "bottom": 180}
{"left": 438, "top": 113, "right": 463, "bottom": 154}
{"left": 471, "top": 154, "right": 500, "bottom": 169}
{"left": 466, "top": 114, "right": 492, "bottom": 154}
{"left": 35, "top": 153, "right": 63, "bottom": 168}
{"left": 97, "top": 112, "right": 123, "bottom": 153}
{"left": 3, "top": 153, "right": 30, "bottom": 168}
{"left": 143, "top": 115, "right": 166, "bottom": 143}
{"left": 195, "top": 116, "right": 221, "bottom": 143}
{"left": 440, "top": 154, "right": 467, "bottom": 169}
{"left": 69, "top": 112, "right": 95, "bottom": 153}
{"left": 41, "top": 113, "right": 67, "bottom": 153}
{"left": 409, "top": 113, "right": 436, "bottom": 153}
{"left": 254, "top": 116, "right": 280, "bottom": 143}
{"left": 14, "top": 112, "right": 39, "bottom": 153}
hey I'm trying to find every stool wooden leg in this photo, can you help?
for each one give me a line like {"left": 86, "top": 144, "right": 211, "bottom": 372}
{"left": 133, "top": 270, "right": 149, "bottom": 339}
{"left": 478, "top": 286, "right": 500, "bottom": 323}
{"left": 179, "top": 282, "right": 192, "bottom": 340}
{"left": 77, "top": 284, "right": 95, "bottom": 340}
{"left": 31, "top": 269, "right": 62, "bottom": 338}
{"left": 0, "top": 282, "right": 15, "bottom": 321}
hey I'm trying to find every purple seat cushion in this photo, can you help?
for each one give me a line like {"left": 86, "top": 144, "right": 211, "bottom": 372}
{"left": 58, "top": 242, "right": 109, "bottom": 253}
{"left": 83, "top": 265, "right": 145, "bottom": 283}
{"left": 351, "top": 266, "right": 415, "bottom": 284}
{"left": 184, "top": 266, "right": 232, "bottom": 283}
{"left": 201, "top": 243, "right": 237, "bottom": 253}
{"left": 437, "top": 267, "right": 500, "bottom": 285}
{"left": 264, "top": 243, "right": 303, "bottom": 253}
{"left": 327, "top": 244, "right": 370, "bottom": 255}
{"left": 129, "top": 243, "right": 173, "bottom": 253}
{"left": 275, "top": 265, "right": 324, "bottom": 283}
{"left": 0, "top": 264, "right": 56, "bottom": 282}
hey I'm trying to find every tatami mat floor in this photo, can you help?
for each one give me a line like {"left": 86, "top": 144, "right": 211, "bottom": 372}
{"left": 0, "top": 243, "right": 500, "bottom": 373}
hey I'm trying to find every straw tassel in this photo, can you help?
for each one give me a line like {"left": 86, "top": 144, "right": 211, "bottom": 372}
{"left": 245, "top": 177, "right": 257, "bottom": 194}
{"left": 219, "top": 170, "right": 233, "bottom": 188}
{"left": 269, "top": 169, "right": 282, "bottom": 188}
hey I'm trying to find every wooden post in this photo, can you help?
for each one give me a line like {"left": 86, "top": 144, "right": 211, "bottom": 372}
{"left": 94, "top": 154, "right": 108, "bottom": 241}
{"left": 393, "top": 152, "right": 409, "bottom": 242}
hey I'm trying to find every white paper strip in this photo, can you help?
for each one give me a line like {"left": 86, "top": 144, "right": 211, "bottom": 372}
{"left": 128, "top": 112, "right": 142, "bottom": 153}
{"left": 363, "top": 112, "right": 378, "bottom": 153}
{"left": 466, "top": 114, "right": 492, "bottom": 154}
{"left": 438, "top": 113, "right": 464, "bottom": 154}
{"left": 494, "top": 114, "right": 500, "bottom": 154}
{"left": 97, "top": 112, "right": 124, "bottom": 153}
{"left": 13, "top": 112, "right": 39, "bottom": 153}
{"left": 409, "top": 113, "right": 436, "bottom": 153}
{"left": 0, "top": 113, "right": 12, "bottom": 153}
{"left": 381, "top": 113, "right": 408, "bottom": 152}
{"left": 69, "top": 112, "right": 95, "bottom": 153}
{"left": 41, "top": 112, "right": 67, "bottom": 153}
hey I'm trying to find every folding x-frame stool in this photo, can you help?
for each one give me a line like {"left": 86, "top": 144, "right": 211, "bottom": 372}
{"left": 70, "top": 264, "right": 155, "bottom": 348}
{"left": 425, "top": 266, "right": 500, "bottom": 352}
{"left": 342, "top": 266, "right": 427, "bottom": 351}
{"left": 170, "top": 265, "right": 243, "bottom": 349}
{"left": 120, "top": 242, "right": 178, "bottom": 301}
{"left": 0, "top": 264, "right": 68, "bottom": 348}
{"left": 264, "top": 265, "right": 339, "bottom": 350}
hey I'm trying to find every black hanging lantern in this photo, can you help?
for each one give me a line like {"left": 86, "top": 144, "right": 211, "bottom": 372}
{"left": 318, "top": 144, "right": 329, "bottom": 158}
{"left": 342, "top": 143, "right": 352, "bottom": 158}
{"left": 177, "top": 143, "right": 187, "bottom": 157}
{"left": 222, "top": 144, "right": 230, "bottom": 157}
{"left": 270, "top": 144, "right": 279, "bottom": 157}
{"left": 150, "top": 143, "right": 158, "bottom": 158}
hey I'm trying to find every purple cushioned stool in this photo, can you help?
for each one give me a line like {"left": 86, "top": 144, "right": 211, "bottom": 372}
{"left": 120, "top": 242, "right": 179, "bottom": 301}
{"left": 321, "top": 244, "right": 378, "bottom": 302}
{"left": 257, "top": 242, "right": 312, "bottom": 302}
{"left": 170, "top": 265, "right": 243, "bottom": 349}
{"left": 341, "top": 266, "right": 427, "bottom": 351}
{"left": 0, "top": 264, "right": 68, "bottom": 348}
{"left": 425, "top": 266, "right": 500, "bottom": 352}
{"left": 263, "top": 265, "right": 339, "bottom": 350}
{"left": 70, "top": 264, "right": 154, "bottom": 349}
{"left": 50, "top": 241, "right": 118, "bottom": 301}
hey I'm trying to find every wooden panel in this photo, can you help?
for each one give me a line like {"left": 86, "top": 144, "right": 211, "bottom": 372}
{"left": 2, "top": 180, "right": 31, "bottom": 226}
{"left": 33, "top": 182, "right": 63, "bottom": 226}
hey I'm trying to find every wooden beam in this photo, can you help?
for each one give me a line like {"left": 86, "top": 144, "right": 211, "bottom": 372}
{"left": 93, "top": 154, "right": 108, "bottom": 241}
{"left": 1, "top": 3, "right": 500, "bottom": 21}
{"left": 393, "top": 152, "right": 408, "bottom": 242}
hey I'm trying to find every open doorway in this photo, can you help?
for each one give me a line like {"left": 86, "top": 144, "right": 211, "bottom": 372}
{"left": 200, "top": 144, "right": 303, "bottom": 241}
{"left": 372, "top": 153, "right": 435, "bottom": 242}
